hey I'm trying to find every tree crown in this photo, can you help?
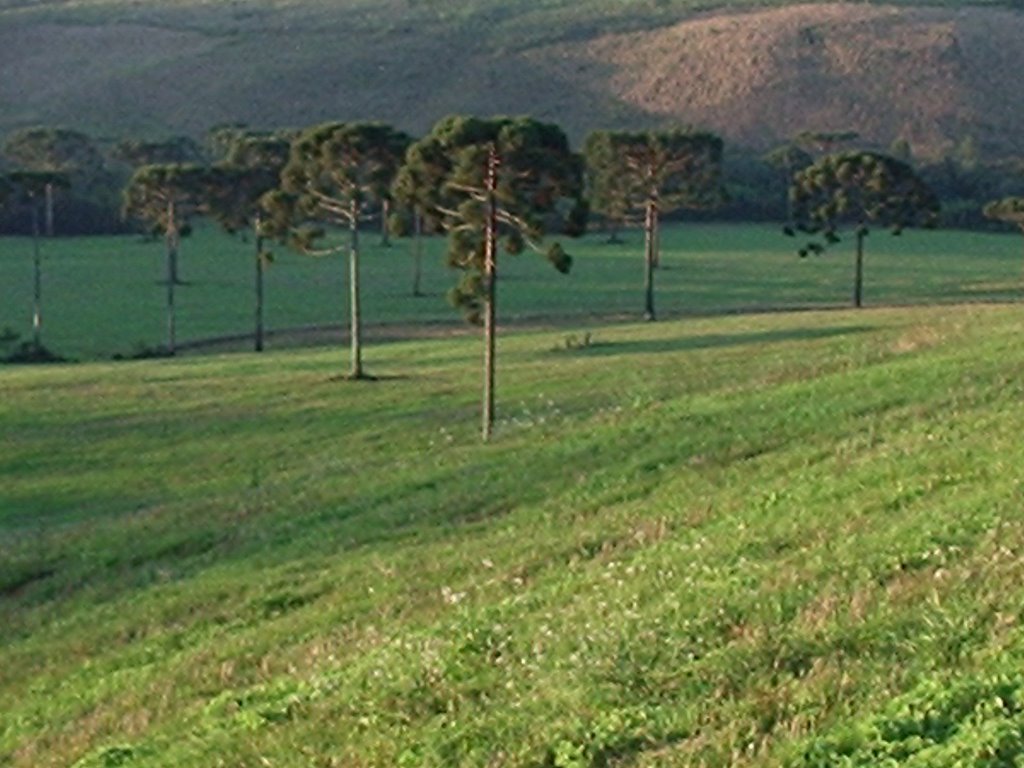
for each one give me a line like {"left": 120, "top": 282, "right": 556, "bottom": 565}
{"left": 789, "top": 151, "right": 939, "bottom": 255}
{"left": 583, "top": 128, "right": 724, "bottom": 223}
{"left": 3, "top": 127, "right": 103, "bottom": 176}
{"left": 122, "top": 164, "right": 210, "bottom": 233}
{"left": 399, "top": 115, "right": 584, "bottom": 323}
{"left": 265, "top": 122, "right": 410, "bottom": 254}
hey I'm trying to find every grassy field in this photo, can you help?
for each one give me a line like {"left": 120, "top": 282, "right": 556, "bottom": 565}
{"left": 5, "top": 300, "right": 1024, "bottom": 765}
{"left": 0, "top": 223, "right": 1021, "bottom": 361}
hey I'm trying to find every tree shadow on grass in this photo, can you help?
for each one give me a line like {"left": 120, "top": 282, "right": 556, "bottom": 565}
{"left": 550, "top": 324, "right": 872, "bottom": 357}
{"left": 325, "top": 372, "right": 411, "bottom": 383}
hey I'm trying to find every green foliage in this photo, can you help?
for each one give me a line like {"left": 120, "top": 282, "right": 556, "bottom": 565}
{"left": 3, "top": 127, "right": 103, "bottom": 176}
{"left": 111, "top": 137, "right": 205, "bottom": 168}
{"left": 763, "top": 143, "right": 813, "bottom": 176}
{"left": 398, "top": 115, "right": 584, "bottom": 323}
{"left": 267, "top": 121, "right": 409, "bottom": 253}
{"left": 204, "top": 133, "right": 290, "bottom": 235}
{"left": 584, "top": 128, "right": 725, "bottom": 226}
{"left": 121, "top": 164, "right": 210, "bottom": 235}
{"left": 789, "top": 151, "right": 940, "bottom": 256}
{"left": 582, "top": 130, "right": 630, "bottom": 230}
{"left": 790, "top": 674, "right": 1024, "bottom": 766}
{"left": 585, "top": 127, "right": 724, "bottom": 318}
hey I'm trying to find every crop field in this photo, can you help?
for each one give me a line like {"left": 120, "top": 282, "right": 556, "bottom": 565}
{"left": 0, "top": 223, "right": 1021, "bottom": 360}
{"left": 5, "top": 300, "right": 1024, "bottom": 765}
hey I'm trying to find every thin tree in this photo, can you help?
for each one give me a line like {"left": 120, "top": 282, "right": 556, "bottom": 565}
{"left": 788, "top": 151, "right": 939, "bottom": 308}
{"left": 204, "top": 134, "right": 291, "bottom": 352}
{"left": 392, "top": 140, "right": 447, "bottom": 299}
{"left": 397, "top": 115, "right": 585, "bottom": 441}
{"left": 6, "top": 171, "right": 68, "bottom": 351}
{"left": 584, "top": 129, "right": 723, "bottom": 321}
{"left": 385, "top": 202, "right": 431, "bottom": 297}
{"left": 122, "top": 164, "right": 209, "bottom": 354}
{"left": 263, "top": 122, "right": 410, "bottom": 379}
{"left": 582, "top": 131, "right": 630, "bottom": 244}
{"left": 983, "top": 197, "right": 1024, "bottom": 277}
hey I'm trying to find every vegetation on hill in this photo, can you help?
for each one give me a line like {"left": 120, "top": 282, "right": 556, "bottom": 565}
{"left": 1, "top": 1, "right": 1024, "bottom": 160}
{"left": 4, "top": 304, "right": 1024, "bottom": 765}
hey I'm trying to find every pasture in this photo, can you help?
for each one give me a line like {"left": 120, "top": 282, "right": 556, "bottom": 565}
{"left": 4, "top": 299, "right": 1024, "bottom": 765}
{"left": 0, "top": 223, "right": 1021, "bottom": 360}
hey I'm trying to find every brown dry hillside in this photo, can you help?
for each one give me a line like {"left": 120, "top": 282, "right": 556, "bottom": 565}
{"left": 1, "top": 2, "right": 1023, "bottom": 158}
{"left": 539, "top": 3, "right": 1024, "bottom": 158}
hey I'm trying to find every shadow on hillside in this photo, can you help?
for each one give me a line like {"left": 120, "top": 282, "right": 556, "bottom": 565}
{"left": 554, "top": 324, "right": 871, "bottom": 357}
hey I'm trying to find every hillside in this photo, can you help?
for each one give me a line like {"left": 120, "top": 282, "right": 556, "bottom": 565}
{"left": 1, "top": 0, "right": 1024, "bottom": 158}
{"left": 5, "top": 305, "right": 1024, "bottom": 765}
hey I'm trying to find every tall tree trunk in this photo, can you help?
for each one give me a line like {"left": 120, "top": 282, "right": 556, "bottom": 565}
{"left": 165, "top": 200, "right": 178, "bottom": 355}
{"left": 349, "top": 201, "right": 363, "bottom": 379}
{"left": 853, "top": 227, "right": 865, "bottom": 309}
{"left": 44, "top": 182, "right": 54, "bottom": 238}
{"left": 412, "top": 207, "right": 423, "bottom": 297}
{"left": 31, "top": 196, "right": 41, "bottom": 349}
{"left": 643, "top": 199, "right": 657, "bottom": 321}
{"left": 651, "top": 214, "right": 661, "bottom": 268}
{"left": 482, "top": 146, "right": 499, "bottom": 441}
{"left": 380, "top": 198, "right": 391, "bottom": 247}
{"left": 254, "top": 212, "right": 264, "bottom": 353}
{"left": 783, "top": 157, "right": 794, "bottom": 224}
{"left": 166, "top": 198, "right": 181, "bottom": 285}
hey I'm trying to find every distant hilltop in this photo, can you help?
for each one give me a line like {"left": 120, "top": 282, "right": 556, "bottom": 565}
{"left": 1, "top": 1, "right": 1022, "bottom": 159}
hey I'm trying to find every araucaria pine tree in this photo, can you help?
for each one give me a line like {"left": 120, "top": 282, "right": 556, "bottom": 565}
{"left": 396, "top": 115, "right": 585, "bottom": 440}
{"left": 263, "top": 122, "right": 410, "bottom": 379}
{"left": 584, "top": 129, "right": 723, "bottom": 321}
{"left": 788, "top": 151, "right": 939, "bottom": 308}
{"left": 203, "top": 133, "right": 291, "bottom": 352}
{"left": 5, "top": 171, "right": 69, "bottom": 351}
{"left": 122, "top": 164, "right": 209, "bottom": 355}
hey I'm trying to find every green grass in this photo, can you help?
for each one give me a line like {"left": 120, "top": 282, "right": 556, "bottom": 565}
{"left": 0, "top": 223, "right": 1021, "bottom": 360}
{"left": 5, "top": 301, "right": 1024, "bottom": 765}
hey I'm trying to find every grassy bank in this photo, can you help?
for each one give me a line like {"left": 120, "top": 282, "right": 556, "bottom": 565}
{"left": 4, "top": 303, "right": 1024, "bottom": 765}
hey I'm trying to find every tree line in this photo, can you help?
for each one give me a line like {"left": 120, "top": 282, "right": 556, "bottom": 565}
{"left": 3, "top": 119, "right": 1024, "bottom": 439}
{"left": 1, "top": 125, "right": 1021, "bottom": 238}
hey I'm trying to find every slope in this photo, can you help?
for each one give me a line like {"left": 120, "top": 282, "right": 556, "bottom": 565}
{"left": 1, "top": 1, "right": 1024, "bottom": 158}
{"left": 4, "top": 304, "right": 1024, "bottom": 765}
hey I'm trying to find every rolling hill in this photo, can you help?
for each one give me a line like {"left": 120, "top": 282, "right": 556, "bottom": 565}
{"left": 1, "top": 0, "right": 1023, "bottom": 159}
